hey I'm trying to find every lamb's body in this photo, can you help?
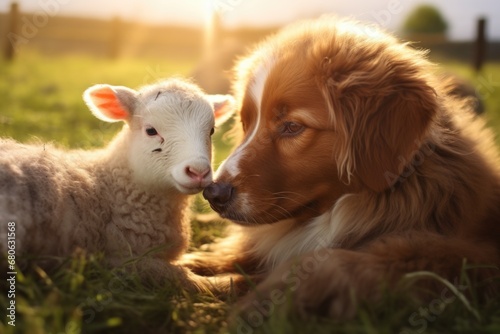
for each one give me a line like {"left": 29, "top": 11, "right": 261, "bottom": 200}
{"left": 0, "top": 79, "right": 234, "bottom": 288}
{"left": 0, "top": 134, "right": 188, "bottom": 260}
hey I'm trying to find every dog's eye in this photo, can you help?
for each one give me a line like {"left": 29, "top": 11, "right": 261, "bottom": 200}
{"left": 281, "top": 122, "right": 304, "bottom": 136}
{"left": 210, "top": 127, "right": 215, "bottom": 136}
{"left": 146, "top": 127, "right": 158, "bottom": 136}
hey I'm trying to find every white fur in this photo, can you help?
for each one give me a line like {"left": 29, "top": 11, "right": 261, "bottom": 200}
{"left": 0, "top": 79, "right": 232, "bottom": 272}
{"left": 217, "top": 58, "right": 275, "bottom": 179}
{"left": 249, "top": 209, "right": 341, "bottom": 269}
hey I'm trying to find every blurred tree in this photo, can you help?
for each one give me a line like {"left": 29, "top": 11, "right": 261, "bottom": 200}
{"left": 403, "top": 5, "right": 448, "bottom": 35}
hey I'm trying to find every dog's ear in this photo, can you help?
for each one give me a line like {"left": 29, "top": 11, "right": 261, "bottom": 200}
{"left": 324, "top": 63, "right": 438, "bottom": 192}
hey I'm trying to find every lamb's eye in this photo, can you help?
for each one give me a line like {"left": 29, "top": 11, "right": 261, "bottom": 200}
{"left": 210, "top": 128, "right": 215, "bottom": 136}
{"left": 146, "top": 127, "right": 158, "bottom": 136}
{"left": 281, "top": 122, "right": 304, "bottom": 136}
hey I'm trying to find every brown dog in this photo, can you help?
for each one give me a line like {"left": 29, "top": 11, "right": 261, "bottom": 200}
{"left": 183, "top": 17, "right": 500, "bottom": 321}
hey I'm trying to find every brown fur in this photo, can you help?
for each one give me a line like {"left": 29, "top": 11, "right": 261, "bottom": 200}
{"left": 181, "top": 17, "right": 500, "bottom": 319}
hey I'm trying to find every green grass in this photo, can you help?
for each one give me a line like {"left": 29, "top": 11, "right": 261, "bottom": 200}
{"left": 439, "top": 62, "right": 500, "bottom": 144}
{"left": 0, "top": 52, "right": 193, "bottom": 148}
{"left": 1, "top": 53, "right": 500, "bottom": 334}
{"left": 0, "top": 51, "right": 234, "bottom": 164}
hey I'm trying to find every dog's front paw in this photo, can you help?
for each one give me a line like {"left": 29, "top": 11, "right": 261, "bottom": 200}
{"left": 177, "top": 252, "right": 219, "bottom": 276}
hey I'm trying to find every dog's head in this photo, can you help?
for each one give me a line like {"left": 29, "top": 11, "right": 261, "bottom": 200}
{"left": 204, "top": 18, "right": 438, "bottom": 225}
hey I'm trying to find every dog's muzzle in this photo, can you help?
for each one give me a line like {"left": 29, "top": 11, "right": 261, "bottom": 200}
{"left": 203, "top": 182, "right": 235, "bottom": 213}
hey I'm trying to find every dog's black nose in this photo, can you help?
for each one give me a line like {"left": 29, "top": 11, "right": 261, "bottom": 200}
{"left": 203, "top": 182, "right": 234, "bottom": 212}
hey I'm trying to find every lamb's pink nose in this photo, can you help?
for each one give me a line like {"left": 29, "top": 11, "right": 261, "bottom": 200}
{"left": 185, "top": 166, "right": 210, "bottom": 182}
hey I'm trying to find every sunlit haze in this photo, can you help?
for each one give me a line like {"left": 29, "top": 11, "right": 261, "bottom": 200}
{"left": 0, "top": 0, "right": 499, "bottom": 40}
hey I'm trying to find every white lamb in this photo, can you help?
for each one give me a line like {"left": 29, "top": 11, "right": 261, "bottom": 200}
{"left": 0, "top": 78, "right": 234, "bottom": 290}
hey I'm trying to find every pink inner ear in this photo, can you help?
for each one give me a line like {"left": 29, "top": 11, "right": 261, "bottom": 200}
{"left": 97, "top": 100, "right": 128, "bottom": 120}
{"left": 90, "top": 87, "right": 128, "bottom": 120}
{"left": 91, "top": 91, "right": 116, "bottom": 99}
{"left": 214, "top": 105, "right": 226, "bottom": 119}
{"left": 213, "top": 99, "right": 235, "bottom": 125}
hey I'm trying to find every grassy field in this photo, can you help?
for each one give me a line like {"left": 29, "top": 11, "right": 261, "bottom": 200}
{"left": 0, "top": 53, "right": 500, "bottom": 334}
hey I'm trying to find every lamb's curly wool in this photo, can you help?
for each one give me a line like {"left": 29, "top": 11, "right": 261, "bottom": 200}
{"left": 0, "top": 79, "right": 234, "bottom": 290}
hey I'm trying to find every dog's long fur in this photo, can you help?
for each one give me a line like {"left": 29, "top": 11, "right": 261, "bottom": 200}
{"left": 182, "top": 17, "right": 500, "bottom": 319}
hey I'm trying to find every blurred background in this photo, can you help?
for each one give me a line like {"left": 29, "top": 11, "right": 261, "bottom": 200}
{"left": 1, "top": 0, "right": 499, "bottom": 163}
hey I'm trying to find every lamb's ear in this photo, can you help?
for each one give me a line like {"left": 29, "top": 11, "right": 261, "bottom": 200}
{"left": 209, "top": 94, "right": 236, "bottom": 126}
{"left": 83, "top": 84, "right": 137, "bottom": 122}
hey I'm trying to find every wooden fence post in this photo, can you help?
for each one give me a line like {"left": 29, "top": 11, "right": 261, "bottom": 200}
{"left": 473, "top": 18, "right": 487, "bottom": 72}
{"left": 4, "top": 2, "right": 20, "bottom": 60}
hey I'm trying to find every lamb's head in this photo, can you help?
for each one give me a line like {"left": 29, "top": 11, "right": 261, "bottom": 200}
{"left": 83, "top": 79, "right": 234, "bottom": 194}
